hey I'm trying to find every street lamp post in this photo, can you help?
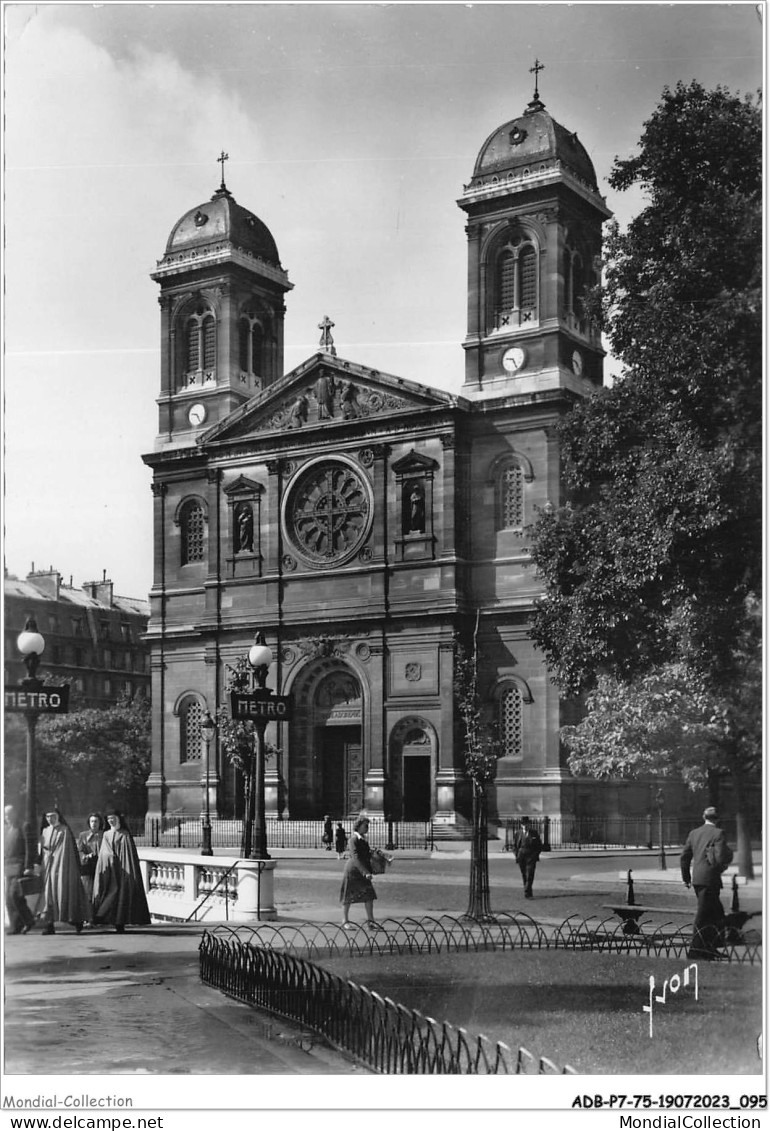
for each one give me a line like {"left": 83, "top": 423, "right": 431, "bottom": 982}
{"left": 656, "top": 788, "right": 667, "bottom": 871}
{"left": 199, "top": 710, "right": 216, "bottom": 856}
{"left": 245, "top": 632, "right": 272, "bottom": 861}
{"left": 16, "top": 618, "right": 46, "bottom": 873}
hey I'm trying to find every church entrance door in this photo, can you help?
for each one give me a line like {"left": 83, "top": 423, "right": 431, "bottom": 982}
{"left": 402, "top": 754, "right": 431, "bottom": 820}
{"left": 321, "top": 726, "right": 363, "bottom": 817}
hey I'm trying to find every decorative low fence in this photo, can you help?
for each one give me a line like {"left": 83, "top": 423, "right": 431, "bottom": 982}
{"left": 200, "top": 913, "right": 763, "bottom": 964}
{"left": 199, "top": 929, "right": 577, "bottom": 1074}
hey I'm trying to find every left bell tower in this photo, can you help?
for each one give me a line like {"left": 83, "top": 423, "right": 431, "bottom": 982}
{"left": 151, "top": 156, "right": 292, "bottom": 447}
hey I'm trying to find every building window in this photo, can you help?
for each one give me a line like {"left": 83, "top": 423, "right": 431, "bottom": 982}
{"left": 500, "top": 464, "right": 524, "bottom": 531}
{"left": 181, "top": 500, "right": 206, "bottom": 564}
{"left": 181, "top": 307, "right": 216, "bottom": 384}
{"left": 500, "top": 686, "right": 523, "bottom": 759}
{"left": 239, "top": 315, "right": 268, "bottom": 382}
{"left": 72, "top": 619, "right": 84, "bottom": 636}
{"left": 180, "top": 697, "right": 203, "bottom": 763}
{"left": 492, "top": 235, "right": 539, "bottom": 331}
{"left": 104, "top": 678, "right": 113, "bottom": 695}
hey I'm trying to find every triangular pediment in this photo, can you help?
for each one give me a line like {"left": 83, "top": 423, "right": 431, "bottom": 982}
{"left": 223, "top": 475, "right": 264, "bottom": 498}
{"left": 391, "top": 449, "right": 439, "bottom": 474}
{"left": 199, "top": 352, "right": 460, "bottom": 445}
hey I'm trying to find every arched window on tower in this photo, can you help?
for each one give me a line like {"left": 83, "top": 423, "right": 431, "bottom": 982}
{"left": 179, "top": 696, "right": 203, "bottom": 763}
{"left": 239, "top": 313, "right": 268, "bottom": 386}
{"left": 491, "top": 235, "right": 539, "bottom": 331}
{"left": 180, "top": 499, "right": 206, "bottom": 565}
{"left": 499, "top": 685, "right": 524, "bottom": 760}
{"left": 563, "top": 247, "right": 591, "bottom": 334}
{"left": 180, "top": 306, "right": 216, "bottom": 386}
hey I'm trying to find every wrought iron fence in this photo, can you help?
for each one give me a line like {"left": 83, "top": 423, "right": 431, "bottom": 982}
{"left": 131, "top": 816, "right": 433, "bottom": 851}
{"left": 502, "top": 816, "right": 746, "bottom": 851}
{"left": 199, "top": 930, "right": 576, "bottom": 1074}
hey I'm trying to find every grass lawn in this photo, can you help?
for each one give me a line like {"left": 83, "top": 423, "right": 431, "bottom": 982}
{"left": 318, "top": 949, "right": 762, "bottom": 1074}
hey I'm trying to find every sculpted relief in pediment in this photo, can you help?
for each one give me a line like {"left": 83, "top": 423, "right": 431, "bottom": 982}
{"left": 255, "top": 369, "right": 412, "bottom": 433}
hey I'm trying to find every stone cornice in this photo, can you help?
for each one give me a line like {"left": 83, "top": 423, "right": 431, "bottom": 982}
{"left": 152, "top": 244, "right": 293, "bottom": 290}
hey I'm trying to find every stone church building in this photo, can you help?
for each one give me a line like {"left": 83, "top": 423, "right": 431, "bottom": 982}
{"left": 143, "top": 83, "right": 640, "bottom": 831}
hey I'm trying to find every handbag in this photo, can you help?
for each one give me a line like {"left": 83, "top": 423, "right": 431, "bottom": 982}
{"left": 369, "top": 848, "right": 393, "bottom": 875}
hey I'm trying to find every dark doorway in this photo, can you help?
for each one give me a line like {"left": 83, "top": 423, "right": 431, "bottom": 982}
{"left": 321, "top": 726, "right": 363, "bottom": 816}
{"left": 403, "top": 755, "right": 431, "bottom": 820}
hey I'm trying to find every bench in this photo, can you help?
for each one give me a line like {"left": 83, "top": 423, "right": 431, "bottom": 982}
{"left": 604, "top": 870, "right": 760, "bottom": 938}
{"left": 603, "top": 869, "right": 692, "bottom": 935}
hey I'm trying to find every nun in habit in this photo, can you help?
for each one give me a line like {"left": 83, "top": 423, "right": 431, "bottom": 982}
{"left": 39, "top": 808, "right": 90, "bottom": 935}
{"left": 92, "top": 809, "right": 151, "bottom": 933}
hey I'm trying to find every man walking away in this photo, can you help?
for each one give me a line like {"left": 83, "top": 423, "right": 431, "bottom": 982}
{"left": 513, "top": 816, "right": 542, "bottom": 899}
{"left": 680, "top": 806, "right": 733, "bottom": 959}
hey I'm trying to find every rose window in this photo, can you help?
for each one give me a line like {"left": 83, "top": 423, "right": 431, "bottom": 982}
{"left": 285, "top": 460, "right": 371, "bottom": 565}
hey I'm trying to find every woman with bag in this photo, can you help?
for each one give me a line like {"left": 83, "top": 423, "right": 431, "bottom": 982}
{"left": 339, "top": 815, "right": 390, "bottom": 931}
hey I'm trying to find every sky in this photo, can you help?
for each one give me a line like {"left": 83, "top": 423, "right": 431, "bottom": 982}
{"left": 3, "top": 1, "right": 764, "bottom": 603}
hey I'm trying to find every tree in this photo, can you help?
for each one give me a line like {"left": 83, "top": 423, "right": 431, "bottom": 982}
{"left": 7, "top": 694, "right": 152, "bottom": 819}
{"left": 529, "top": 82, "right": 761, "bottom": 866}
{"left": 562, "top": 600, "right": 761, "bottom": 872}
{"left": 454, "top": 611, "right": 502, "bottom": 920}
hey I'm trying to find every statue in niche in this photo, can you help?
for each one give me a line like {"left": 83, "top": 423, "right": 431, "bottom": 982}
{"left": 314, "top": 371, "right": 336, "bottom": 419}
{"left": 404, "top": 482, "right": 425, "bottom": 534}
{"left": 287, "top": 393, "right": 308, "bottom": 429}
{"left": 235, "top": 504, "right": 254, "bottom": 553}
{"left": 340, "top": 381, "right": 360, "bottom": 419}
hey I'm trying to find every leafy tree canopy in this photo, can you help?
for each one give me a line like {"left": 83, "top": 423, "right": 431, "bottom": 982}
{"left": 11, "top": 694, "right": 152, "bottom": 819}
{"left": 530, "top": 81, "right": 761, "bottom": 697}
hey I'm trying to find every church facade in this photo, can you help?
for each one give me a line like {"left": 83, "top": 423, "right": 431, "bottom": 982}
{"left": 142, "top": 85, "right": 642, "bottom": 830}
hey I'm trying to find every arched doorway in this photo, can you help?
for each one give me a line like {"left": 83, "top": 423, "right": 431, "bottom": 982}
{"left": 287, "top": 661, "right": 364, "bottom": 817}
{"left": 316, "top": 671, "right": 363, "bottom": 816}
{"left": 389, "top": 716, "right": 436, "bottom": 821}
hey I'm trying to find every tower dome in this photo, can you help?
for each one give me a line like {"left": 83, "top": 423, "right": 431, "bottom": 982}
{"left": 468, "top": 98, "right": 599, "bottom": 193}
{"left": 159, "top": 185, "right": 282, "bottom": 269}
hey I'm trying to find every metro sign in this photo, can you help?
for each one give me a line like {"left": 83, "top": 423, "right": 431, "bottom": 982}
{"left": 5, "top": 685, "right": 70, "bottom": 714}
{"left": 230, "top": 690, "right": 293, "bottom": 722}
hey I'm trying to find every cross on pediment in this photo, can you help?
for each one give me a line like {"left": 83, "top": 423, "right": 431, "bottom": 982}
{"left": 318, "top": 315, "right": 337, "bottom": 356}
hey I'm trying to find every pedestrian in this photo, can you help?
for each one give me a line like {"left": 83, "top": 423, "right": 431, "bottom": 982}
{"left": 334, "top": 822, "right": 348, "bottom": 858}
{"left": 92, "top": 809, "right": 151, "bottom": 933}
{"left": 76, "top": 812, "right": 105, "bottom": 925}
{"left": 4, "top": 805, "right": 34, "bottom": 934}
{"left": 39, "top": 808, "right": 89, "bottom": 935}
{"left": 512, "top": 816, "right": 542, "bottom": 899}
{"left": 322, "top": 814, "right": 333, "bottom": 851}
{"left": 680, "top": 806, "right": 733, "bottom": 959}
{"left": 340, "top": 815, "right": 384, "bottom": 931}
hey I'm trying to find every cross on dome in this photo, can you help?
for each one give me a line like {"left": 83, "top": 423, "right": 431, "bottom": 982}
{"left": 217, "top": 150, "right": 229, "bottom": 191}
{"left": 527, "top": 58, "right": 546, "bottom": 111}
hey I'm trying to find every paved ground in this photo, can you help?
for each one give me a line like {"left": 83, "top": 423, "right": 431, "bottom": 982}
{"left": 3, "top": 847, "right": 762, "bottom": 1078}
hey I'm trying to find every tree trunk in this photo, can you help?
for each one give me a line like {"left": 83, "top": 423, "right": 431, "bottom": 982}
{"left": 730, "top": 760, "right": 754, "bottom": 879}
{"left": 464, "top": 780, "right": 493, "bottom": 920}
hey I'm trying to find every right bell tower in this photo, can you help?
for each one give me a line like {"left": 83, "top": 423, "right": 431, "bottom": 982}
{"left": 458, "top": 62, "right": 612, "bottom": 399}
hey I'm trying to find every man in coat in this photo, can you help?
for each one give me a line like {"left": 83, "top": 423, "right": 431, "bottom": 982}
{"left": 512, "top": 816, "right": 543, "bottom": 899}
{"left": 680, "top": 806, "right": 733, "bottom": 958}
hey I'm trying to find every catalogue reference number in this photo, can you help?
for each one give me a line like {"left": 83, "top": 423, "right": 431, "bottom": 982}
{"left": 571, "top": 1095, "right": 767, "bottom": 1110}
